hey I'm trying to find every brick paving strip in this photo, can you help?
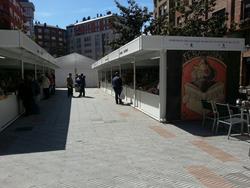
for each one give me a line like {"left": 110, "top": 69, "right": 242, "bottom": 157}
{"left": 186, "top": 166, "right": 235, "bottom": 188}
{"left": 150, "top": 126, "right": 176, "bottom": 138}
{"left": 119, "top": 112, "right": 130, "bottom": 117}
{"left": 191, "top": 140, "right": 238, "bottom": 162}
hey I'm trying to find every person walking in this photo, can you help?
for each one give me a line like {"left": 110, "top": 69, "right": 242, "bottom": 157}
{"left": 66, "top": 73, "right": 74, "bottom": 97}
{"left": 78, "top": 74, "right": 86, "bottom": 97}
{"left": 112, "top": 72, "right": 123, "bottom": 104}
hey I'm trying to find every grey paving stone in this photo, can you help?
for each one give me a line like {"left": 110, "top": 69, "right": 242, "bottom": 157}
{"left": 0, "top": 88, "right": 249, "bottom": 188}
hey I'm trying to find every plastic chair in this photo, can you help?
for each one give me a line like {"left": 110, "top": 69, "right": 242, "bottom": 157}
{"left": 215, "top": 103, "right": 249, "bottom": 139}
{"left": 201, "top": 100, "right": 217, "bottom": 131}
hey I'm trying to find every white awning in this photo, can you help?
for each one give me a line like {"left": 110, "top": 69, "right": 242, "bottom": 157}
{"left": 0, "top": 30, "right": 58, "bottom": 69}
{"left": 92, "top": 35, "right": 245, "bottom": 69}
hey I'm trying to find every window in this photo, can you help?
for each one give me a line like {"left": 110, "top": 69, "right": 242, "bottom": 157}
{"left": 84, "top": 43, "right": 91, "bottom": 47}
{"left": 84, "top": 49, "right": 92, "bottom": 54}
{"left": 136, "top": 59, "right": 160, "bottom": 95}
{"left": 76, "top": 38, "right": 81, "bottom": 49}
{"left": 84, "top": 36, "right": 91, "bottom": 42}
{"left": 244, "top": 0, "right": 250, "bottom": 20}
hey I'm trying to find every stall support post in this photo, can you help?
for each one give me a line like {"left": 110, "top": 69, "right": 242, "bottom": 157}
{"left": 160, "top": 50, "right": 167, "bottom": 122}
{"left": 21, "top": 60, "right": 24, "bottom": 79}
{"left": 133, "top": 59, "right": 136, "bottom": 107}
{"left": 105, "top": 70, "right": 107, "bottom": 92}
{"left": 111, "top": 66, "right": 113, "bottom": 95}
{"left": 119, "top": 65, "right": 122, "bottom": 76}
{"left": 42, "top": 64, "right": 45, "bottom": 74}
{"left": 34, "top": 64, "right": 37, "bottom": 80}
{"left": 100, "top": 71, "right": 102, "bottom": 88}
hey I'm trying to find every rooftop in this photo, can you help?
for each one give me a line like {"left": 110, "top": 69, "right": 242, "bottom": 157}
{"left": 73, "top": 14, "right": 114, "bottom": 26}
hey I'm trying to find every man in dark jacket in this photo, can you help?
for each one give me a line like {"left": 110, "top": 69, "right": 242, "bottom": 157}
{"left": 112, "top": 72, "right": 123, "bottom": 104}
{"left": 67, "top": 73, "right": 74, "bottom": 97}
{"left": 78, "top": 74, "right": 86, "bottom": 97}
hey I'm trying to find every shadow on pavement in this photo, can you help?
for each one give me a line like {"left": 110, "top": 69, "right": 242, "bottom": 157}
{"left": 171, "top": 120, "right": 216, "bottom": 137}
{"left": 0, "top": 89, "right": 71, "bottom": 156}
{"left": 172, "top": 120, "right": 250, "bottom": 141}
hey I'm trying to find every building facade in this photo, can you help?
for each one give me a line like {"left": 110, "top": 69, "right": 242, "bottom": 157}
{"left": 0, "top": 0, "right": 24, "bottom": 31}
{"left": 66, "top": 14, "right": 117, "bottom": 60}
{"left": 34, "top": 23, "right": 66, "bottom": 58}
{"left": 153, "top": 0, "right": 175, "bottom": 24}
{"left": 18, "top": 0, "right": 35, "bottom": 38}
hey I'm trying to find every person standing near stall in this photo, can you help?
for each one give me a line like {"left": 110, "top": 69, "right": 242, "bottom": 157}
{"left": 112, "top": 72, "right": 123, "bottom": 104}
{"left": 78, "top": 74, "right": 86, "bottom": 97}
{"left": 66, "top": 73, "right": 74, "bottom": 98}
{"left": 42, "top": 73, "right": 50, "bottom": 99}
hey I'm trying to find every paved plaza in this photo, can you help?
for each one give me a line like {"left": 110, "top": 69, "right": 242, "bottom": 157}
{"left": 0, "top": 88, "right": 249, "bottom": 188}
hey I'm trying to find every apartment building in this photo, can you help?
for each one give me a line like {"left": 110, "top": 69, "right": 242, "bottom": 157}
{"left": 0, "top": 0, "right": 24, "bottom": 31}
{"left": 34, "top": 23, "right": 66, "bottom": 58}
{"left": 18, "top": 0, "right": 35, "bottom": 37}
{"left": 66, "top": 14, "right": 117, "bottom": 60}
{"left": 153, "top": 0, "right": 175, "bottom": 24}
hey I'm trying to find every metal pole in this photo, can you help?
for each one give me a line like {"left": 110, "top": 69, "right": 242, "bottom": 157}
{"left": 111, "top": 66, "right": 113, "bottom": 95}
{"left": 133, "top": 59, "right": 136, "bottom": 107}
{"left": 105, "top": 69, "right": 107, "bottom": 91}
{"left": 35, "top": 64, "right": 37, "bottom": 80}
{"left": 160, "top": 50, "right": 167, "bottom": 122}
{"left": 42, "top": 64, "right": 45, "bottom": 74}
{"left": 21, "top": 60, "right": 24, "bottom": 79}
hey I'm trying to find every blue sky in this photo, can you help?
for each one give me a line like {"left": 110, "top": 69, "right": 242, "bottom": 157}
{"left": 32, "top": 0, "right": 153, "bottom": 29}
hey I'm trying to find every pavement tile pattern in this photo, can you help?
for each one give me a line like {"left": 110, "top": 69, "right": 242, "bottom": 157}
{"left": 0, "top": 88, "right": 249, "bottom": 188}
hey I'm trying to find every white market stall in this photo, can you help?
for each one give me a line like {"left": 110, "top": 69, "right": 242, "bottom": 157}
{"left": 0, "top": 30, "right": 58, "bottom": 131}
{"left": 92, "top": 35, "right": 245, "bottom": 122}
{"left": 55, "top": 53, "right": 98, "bottom": 88}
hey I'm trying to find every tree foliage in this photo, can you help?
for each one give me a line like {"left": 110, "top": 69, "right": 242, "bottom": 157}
{"left": 110, "top": 0, "right": 152, "bottom": 50}
{"left": 147, "top": 0, "right": 229, "bottom": 37}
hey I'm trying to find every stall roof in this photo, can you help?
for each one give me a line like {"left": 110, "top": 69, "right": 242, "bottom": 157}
{"left": 92, "top": 35, "right": 245, "bottom": 69}
{"left": 0, "top": 30, "right": 58, "bottom": 69}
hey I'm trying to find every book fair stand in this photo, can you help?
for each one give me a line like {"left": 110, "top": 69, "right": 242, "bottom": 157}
{"left": 0, "top": 30, "right": 58, "bottom": 131}
{"left": 92, "top": 35, "right": 245, "bottom": 122}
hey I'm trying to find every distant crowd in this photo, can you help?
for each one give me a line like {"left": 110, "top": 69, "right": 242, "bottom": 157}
{"left": 66, "top": 73, "right": 86, "bottom": 98}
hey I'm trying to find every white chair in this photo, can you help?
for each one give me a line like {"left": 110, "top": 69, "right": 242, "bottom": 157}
{"left": 215, "top": 103, "right": 249, "bottom": 139}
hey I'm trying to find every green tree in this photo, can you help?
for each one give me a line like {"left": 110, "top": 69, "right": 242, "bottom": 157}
{"left": 110, "top": 0, "right": 152, "bottom": 50}
{"left": 147, "top": 0, "right": 229, "bottom": 37}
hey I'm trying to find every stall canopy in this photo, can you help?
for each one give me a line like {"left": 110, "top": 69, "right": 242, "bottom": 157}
{"left": 0, "top": 30, "right": 58, "bottom": 69}
{"left": 55, "top": 53, "right": 98, "bottom": 87}
{"left": 92, "top": 35, "right": 245, "bottom": 69}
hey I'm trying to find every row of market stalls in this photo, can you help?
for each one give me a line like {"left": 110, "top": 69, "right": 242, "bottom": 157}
{"left": 92, "top": 35, "right": 245, "bottom": 122}
{"left": 0, "top": 30, "right": 246, "bottom": 130}
{"left": 0, "top": 30, "right": 58, "bottom": 131}
{"left": 0, "top": 30, "right": 99, "bottom": 132}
